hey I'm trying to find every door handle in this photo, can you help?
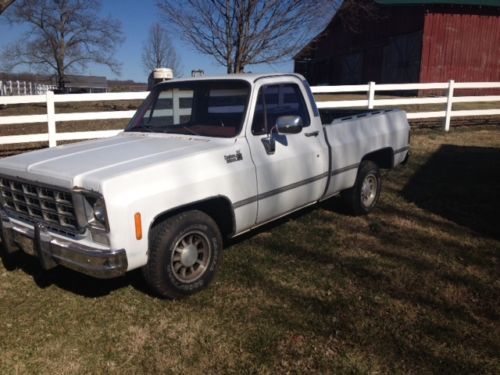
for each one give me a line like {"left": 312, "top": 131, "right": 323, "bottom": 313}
{"left": 304, "top": 131, "right": 319, "bottom": 137}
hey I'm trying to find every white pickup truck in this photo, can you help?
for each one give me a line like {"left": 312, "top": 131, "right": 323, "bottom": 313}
{"left": 0, "top": 73, "right": 409, "bottom": 298}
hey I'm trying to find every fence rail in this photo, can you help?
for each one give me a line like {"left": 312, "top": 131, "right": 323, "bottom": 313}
{"left": 0, "top": 80, "right": 499, "bottom": 148}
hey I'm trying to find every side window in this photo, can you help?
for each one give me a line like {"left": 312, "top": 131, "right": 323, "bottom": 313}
{"left": 251, "top": 83, "right": 310, "bottom": 135}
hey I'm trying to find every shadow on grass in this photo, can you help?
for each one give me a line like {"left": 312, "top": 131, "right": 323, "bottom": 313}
{"left": 233, "top": 232, "right": 499, "bottom": 372}
{"left": 0, "top": 201, "right": 321, "bottom": 299}
{"left": 0, "top": 243, "right": 151, "bottom": 298}
{"left": 402, "top": 144, "right": 500, "bottom": 240}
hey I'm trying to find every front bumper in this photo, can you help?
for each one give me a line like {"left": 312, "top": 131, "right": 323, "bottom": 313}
{"left": 0, "top": 210, "right": 127, "bottom": 279}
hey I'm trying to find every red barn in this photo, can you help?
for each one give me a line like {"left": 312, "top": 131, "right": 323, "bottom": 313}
{"left": 294, "top": 0, "right": 500, "bottom": 87}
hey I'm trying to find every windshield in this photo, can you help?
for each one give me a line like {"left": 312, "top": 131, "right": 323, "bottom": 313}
{"left": 125, "top": 80, "right": 250, "bottom": 138}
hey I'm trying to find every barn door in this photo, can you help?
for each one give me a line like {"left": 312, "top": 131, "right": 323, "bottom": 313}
{"left": 381, "top": 31, "right": 422, "bottom": 83}
{"left": 340, "top": 52, "right": 363, "bottom": 84}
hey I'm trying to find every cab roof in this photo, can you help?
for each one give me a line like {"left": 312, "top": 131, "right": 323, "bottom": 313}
{"left": 167, "top": 73, "right": 304, "bottom": 84}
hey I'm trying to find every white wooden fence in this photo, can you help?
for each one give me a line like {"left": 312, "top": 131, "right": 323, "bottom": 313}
{"left": 0, "top": 80, "right": 499, "bottom": 148}
{"left": 311, "top": 80, "right": 500, "bottom": 131}
{"left": 0, "top": 80, "right": 56, "bottom": 96}
{"left": 0, "top": 91, "right": 147, "bottom": 147}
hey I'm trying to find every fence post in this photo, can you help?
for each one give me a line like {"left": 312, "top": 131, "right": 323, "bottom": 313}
{"left": 9, "top": 80, "right": 12, "bottom": 95}
{"left": 173, "top": 93, "right": 180, "bottom": 124}
{"left": 368, "top": 81, "right": 376, "bottom": 109}
{"left": 46, "top": 90, "right": 57, "bottom": 147}
{"left": 444, "top": 79, "right": 454, "bottom": 132}
{"left": 0, "top": 80, "right": 3, "bottom": 96}
{"left": 16, "top": 80, "right": 20, "bottom": 95}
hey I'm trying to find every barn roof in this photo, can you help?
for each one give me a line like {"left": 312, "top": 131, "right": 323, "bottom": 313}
{"left": 375, "top": 0, "right": 499, "bottom": 6}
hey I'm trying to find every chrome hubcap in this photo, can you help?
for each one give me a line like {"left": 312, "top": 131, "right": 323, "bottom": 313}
{"left": 171, "top": 231, "right": 211, "bottom": 283}
{"left": 180, "top": 243, "right": 198, "bottom": 267}
{"left": 361, "top": 174, "right": 377, "bottom": 207}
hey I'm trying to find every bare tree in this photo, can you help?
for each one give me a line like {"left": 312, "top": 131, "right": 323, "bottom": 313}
{"left": 156, "top": 0, "right": 339, "bottom": 74}
{"left": 142, "top": 22, "right": 182, "bottom": 76}
{"left": 336, "top": 0, "right": 384, "bottom": 33}
{"left": 1, "top": 0, "right": 124, "bottom": 90}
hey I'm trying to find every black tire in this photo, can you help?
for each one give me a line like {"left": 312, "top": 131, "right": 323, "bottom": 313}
{"left": 342, "top": 160, "right": 381, "bottom": 215}
{"left": 142, "top": 210, "right": 223, "bottom": 299}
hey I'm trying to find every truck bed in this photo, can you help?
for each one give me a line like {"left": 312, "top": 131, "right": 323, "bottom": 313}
{"left": 322, "top": 109, "right": 410, "bottom": 197}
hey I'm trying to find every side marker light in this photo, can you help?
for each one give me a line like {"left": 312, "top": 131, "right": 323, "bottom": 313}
{"left": 134, "top": 212, "right": 142, "bottom": 240}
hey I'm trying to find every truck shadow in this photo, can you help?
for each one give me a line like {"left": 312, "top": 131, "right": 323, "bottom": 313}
{"left": 0, "top": 246, "right": 150, "bottom": 298}
{"left": 401, "top": 144, "right": 500, "bottom": 240}
{"left": 0, "top": 204, "right": 324, "bottom": 298}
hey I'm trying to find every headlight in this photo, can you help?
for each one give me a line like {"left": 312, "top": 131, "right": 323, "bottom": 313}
{"left": 85, "top": 194, "right": 109, "bottom": 245}
{"left": 72, "top": 189, "right": 110, "bottom": 245}
{"left": 93, "top": 198, "right": 107, "bottom": 224}
{"left": 77, "top": 191, "right": 109, "bottom": 232}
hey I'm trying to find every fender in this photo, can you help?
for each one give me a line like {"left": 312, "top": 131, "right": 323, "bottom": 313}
{"left": 149, "top": 195, "right": 236, "bottom": 238}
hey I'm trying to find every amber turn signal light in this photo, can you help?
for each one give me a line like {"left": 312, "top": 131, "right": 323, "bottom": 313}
{"left": 134, "top": 212, "right": 142, "bottom": 240}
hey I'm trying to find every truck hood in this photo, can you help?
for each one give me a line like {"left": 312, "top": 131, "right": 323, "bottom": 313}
{"left": 0, "top": 133, "right": 228, "bottom": 189}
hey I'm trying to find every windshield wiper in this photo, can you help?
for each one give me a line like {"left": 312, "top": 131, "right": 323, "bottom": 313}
{"left": 132, "top": 126, "right": 154, "bottom": 133}
{"left": 131, "top": 124, "right": 201, "bottom": 136}
{"left": 180, "top": 126, "right": 201, "bottom": 136}
{"left": 129, "top": 125, "right": 167, "bottom": 133}
{"left": 163, "top": 125, "right": 201, "bottom": 136}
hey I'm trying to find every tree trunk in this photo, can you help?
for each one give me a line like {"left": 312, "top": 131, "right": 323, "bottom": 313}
{"left": 57, "top": 64, "right": 65, "bottom": 91}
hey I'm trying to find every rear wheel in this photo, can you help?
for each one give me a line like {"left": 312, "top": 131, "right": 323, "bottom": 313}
{"left": 142, "top": 210, "right": 223, "bottom": 299}
{"left": 342, "top": 161, "right": 381, "bottom": 215}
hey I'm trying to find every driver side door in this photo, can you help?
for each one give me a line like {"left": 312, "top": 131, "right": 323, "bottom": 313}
{"left": 246, "top": 80, "right": 327, "bottom": 224}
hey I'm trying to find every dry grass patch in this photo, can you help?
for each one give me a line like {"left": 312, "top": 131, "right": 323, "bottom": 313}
{"left": 0, "top": 125, "right": 499, "bottom": 373}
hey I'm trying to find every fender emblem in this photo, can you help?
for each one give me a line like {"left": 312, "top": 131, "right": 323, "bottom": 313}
{"left": 224, "top": 150, "right": 243, "bottom": 163}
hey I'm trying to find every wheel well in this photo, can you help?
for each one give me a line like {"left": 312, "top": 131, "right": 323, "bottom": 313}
{"left": 362, "top": 148, "right": 394, "bottom": 169}
{"left": 150, "top": 196, "right": 235, "bottom": 239}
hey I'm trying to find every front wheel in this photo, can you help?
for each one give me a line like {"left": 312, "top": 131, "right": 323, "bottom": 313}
{"left": 342, "top": 160, "right": 381, "bottom": 215}
{"left": 142, "top": 210, "right": 223, "bottom": 299}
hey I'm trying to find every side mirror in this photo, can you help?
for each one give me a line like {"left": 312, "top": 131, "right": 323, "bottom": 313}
{"left": 276, "top": 115, "right": 303, "bottom": 134}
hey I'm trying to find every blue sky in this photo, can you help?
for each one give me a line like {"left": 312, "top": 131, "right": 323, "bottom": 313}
{"left": 0, "top": 0, "right": 294, "bottom": 82}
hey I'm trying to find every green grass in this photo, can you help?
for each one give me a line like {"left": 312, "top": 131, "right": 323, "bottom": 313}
{"left": 1, "top": 125, "right": 499, "bottom": 373}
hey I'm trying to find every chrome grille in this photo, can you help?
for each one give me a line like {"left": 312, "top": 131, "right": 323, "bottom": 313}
{"left": 0, "top": 176, "right": 79, "bottom": 233}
